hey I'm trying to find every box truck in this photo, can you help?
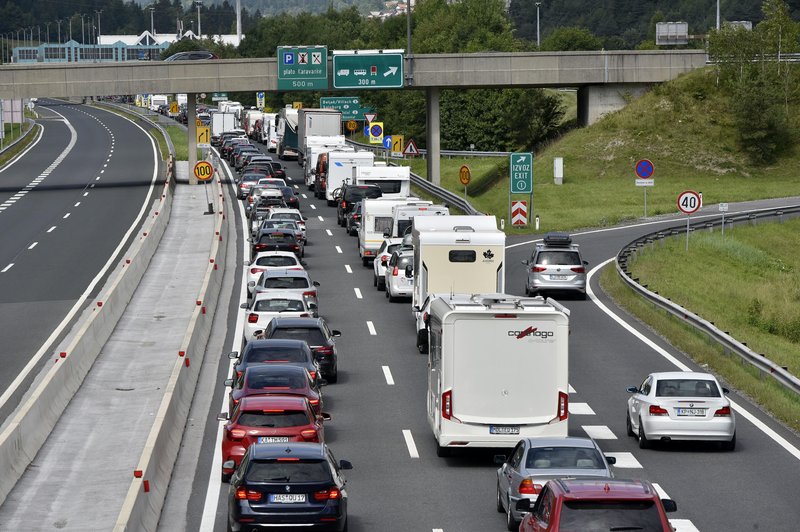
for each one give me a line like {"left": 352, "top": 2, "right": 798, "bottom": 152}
{"left": 358, "top": 198, "right": 426, "bottom": 265}
{"left": 427, "top": 294, "right": 570, "bottom": 456}
{"left": 211, "top": 112, "right": 237, "bottom": 137}
{"left": 298, "top": 108, "right": 342, "bottom": 165}
{"left": 277, "top": 107, "right": 299, "bottom": 160}
{"left": 411, "top": 216, "right": 505, "bottom": 311}
{"left": 324, "top": 151, "right": 375, "bottom": 205}
{"left": 304, "top": 135, "right": 347, "bottom": 188}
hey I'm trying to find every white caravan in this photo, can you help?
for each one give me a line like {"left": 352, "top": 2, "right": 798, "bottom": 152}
{"left": 324, "top": 151, "right": 375, "bottom": 205}
{"left": 411, "top": 216, "right": 505, "bottom": 311}
{"left": 149, "top": 94, "right": 168, "bottom": 112}
{"left": 352, "top": 166, "right": 411, "bottom": 200}
{"left": 358, "top": 198, "right": 426, "bottom": 265}
{"left": 427, "top": 294, "right": 570, "bottom": 456}
{"left": 259, "top": 113, "right": 278, "bottom": 151}
{"left": 390, "top": 203, "right": 450, "bottom": 238}
{"left": 304, "top": 135, "right": 347, "bottom": 188}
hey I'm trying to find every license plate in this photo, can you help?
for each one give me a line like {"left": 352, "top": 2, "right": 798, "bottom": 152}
{"left": 676, "top": 408, "right": 706, "bottom": 417}
{"left": 490, "top": 425, "right": 520, "bottom": 435}
{"left": 258, "top": 437, "right": 289, "bottom": 443}
{"left": 550, "top": 275, "right": 568, "bottom": 280}
{"left": 269, "top": 493, "right": 307, "bottom": 504}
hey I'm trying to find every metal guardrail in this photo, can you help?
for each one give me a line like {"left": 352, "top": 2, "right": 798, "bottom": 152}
{"left": 616, "top": 205, "right": 800, "bottom": 395}
{"left": 0, "top": 117, "right": 39, "bottom": 157}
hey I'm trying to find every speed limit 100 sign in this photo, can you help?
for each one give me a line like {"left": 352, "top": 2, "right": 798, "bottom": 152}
{"left": 194, "top": 161, "right": 214, "bottom": 182}
{"left": 677, "top": 190, "right": 701, "bottom": 214}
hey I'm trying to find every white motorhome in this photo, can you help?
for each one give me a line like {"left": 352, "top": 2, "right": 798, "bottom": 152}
{"left": 352, "top": 166, "right": 411, "bottom": 200}
{"left": 358, "top": 198, "right": 426, "bottom": 265}
{"left": 149, "top": 94, "right": 168, "bottom": 112}
{"left": 427, "top": 294, "right": 570, "bottom": 456}
{"left": 411, "top": 216, "right": 505, "bottom": 310}
{"left": 243, "top": 109, "right": 264, "bottom": 139}
{"left": 304, "top": 135, "right": 347, "bottom": 188}
{"left": 324, "top": 151, "right": 375, "bottom": 205}
{"left": 390, "top": 203, "right": 450, "bottom": 238}
{"left": 259, "top": 113, "right": 278, "bottom": 151}
{"left": 219, "top": 101, "right": 244, "bottom": 120}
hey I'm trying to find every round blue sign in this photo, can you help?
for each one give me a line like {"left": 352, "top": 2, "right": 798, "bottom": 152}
{"left": 383, "top": 136, "right": 392, "bottom": 149}
{"left": 635, "top": 159, "right": 654, "bottom": 179}
{"left": 363, "top": 126, "right": 370, "bottom": 137}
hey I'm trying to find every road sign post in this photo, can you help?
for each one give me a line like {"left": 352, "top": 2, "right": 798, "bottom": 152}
{"left": 509, "top": 152, "right": 533, "bottom": 229}
{"left": 256, "top": 91, "right": 265, "bottom": 109}
{"left": 332, "top": 50, "right": 404, "bottom": 89}
{"left": 677, "top": 190, "right": 701, "bottom": 250}
{"left": 635, "top": 159, "right": 655, "bottom": 217}
{"left": 194, "top": 161, "right": 215, "bottom": 213}
{"left": 719, "top": 202, "right": 729, "bottom": 237}
{"left": 277, "top": 46, "right": 328, "bottom": 91}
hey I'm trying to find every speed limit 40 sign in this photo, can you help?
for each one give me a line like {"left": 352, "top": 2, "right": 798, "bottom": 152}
{"left": 677, "top": 190, "right": 701, "bottom": 214}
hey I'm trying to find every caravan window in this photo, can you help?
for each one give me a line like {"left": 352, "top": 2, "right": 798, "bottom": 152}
{"left": 364, "top": 180, "right": 402, "bottom": 194}
{"left": 397, "top": 219, "right": 412, "bottom": 237}
{"left": 449, "top": 250, "right": 476, "bottom": 263}
{"left": 375, "top": 216, "right": 393, "bottom": 235}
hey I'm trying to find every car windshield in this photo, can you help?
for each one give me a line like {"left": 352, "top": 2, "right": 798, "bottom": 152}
{"left": 246, "top": 460, "right": 331, "bottom": 483}
{"left": 345, "top": 187, "right": 382, "bottom": 201}
{"left": 256, "top": 256, "right": 298, "bottom": 267}
{"left": 270, "top": 327, "right": 327, "bottom": 346}
{"left": 525, "top": 447, "right": 605, "bottom": 470}
{"left": 263, "top": 277, "right": 310, "bottom": 289}
{"left": 236, "top": 410, "right": 310, "bottom": 428}
{"left": 558, "top": 500, "right": 663, "bottom": 531}
{"left": 247, "top": 372, "right": 307, "bottom": 390}
{"left": 254, "top": 299, "right": 306, "bottom": 312}
{"left": 245, "top": 346, "right": 307, "bottom": 363}
{"left": 655, "top": 379, "right": 721, "bottom": 397}
{"left": 536, "top": 250, "right": 581, "bottom": 266}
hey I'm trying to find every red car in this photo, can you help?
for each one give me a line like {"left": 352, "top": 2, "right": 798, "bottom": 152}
{"left": 218, "top": 395, "right": 330, "bottom": 482}
{"left": 516, "top": 478, "right": 677, "bottom": 531}
{"left": 225, "top": 364, "right": 324, "bottom": 415}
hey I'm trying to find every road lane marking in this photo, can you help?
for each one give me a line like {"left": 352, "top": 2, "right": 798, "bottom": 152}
{"left": 28, "top": 242, "right": 38, "bottom": 250}
{"left": 95, "top": 176, "right": 101, "bottom": 180}
{"left": 310, "top": 204, "right": 316, "bottom": 210}
{"left": 569, "top": 384, "right": 577, "bottom": 394}
{"left": 354, "top": 288, "right": 362, "bottom": 299}
{"left": 402, "top": 430, "right": 419, "bottom": 458}
{"left": 382, "top": 366, "right": 395, "bottom": 385}
{"left": 366, "top": 321, "right": 377, "bottom": 335}
{"left": 345, "top": 265, "right": 352, "bottom": 273}
{"left": 326, "top": 229, "right": 332, "bottom": 236}
{"left": 74, "top": 202, "right": 81, "bottom": 207}
{"left": 301, "top": 194, "right": 307, "bottom": 199}
{"left": 581, "top": 425, "right": 617, "bottom": 439}
{"left": 47, "top": 226, "right": 56, "bottom": 233}
{"left": 335, "top": 246, "right": 342, "bottom": 254}
{"left": 317, "top": 216, "right": 324, "bottom": 221}
{"left": 1, "top": 263, "right": 14, "bottom": 273}
{"left": 669, "top": 519, "right": 700, "bottom": 531}
{"left": 83, "top": 192, "right": 89, "bottom": 197}
{"left": 603, "top": 452, "right": 642, "bottom": 468}
{"left": 63, "top": 213, "right": 71, "bottom": 219}
{"left": 652, "top": 483, "right": 670, "bottom": 500}
{"left": 570, "top": 402, "right": 595, "bottom": 415}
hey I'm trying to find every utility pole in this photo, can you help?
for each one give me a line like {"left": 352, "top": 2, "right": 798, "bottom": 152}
{"left": 95, "top": 10, "right": 102, "bottom": 44}
{"left": 150, "top": 7, "right": 156, "bottom": 37}
{"left": 57, "top": 20, "right": 62, "bottom": 44}
{"left": 81, "top": 15, "right": 85, "bottom": 44}
{"left": 716, "top": 0, "right": 720, "bottom": 31}
{"left": 536, "top": 2, "right": 542, "bottom": 48}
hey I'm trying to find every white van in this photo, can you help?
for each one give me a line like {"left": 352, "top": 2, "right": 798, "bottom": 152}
{"left": 358, "top": 198, "right": 425, "bottom": 265}
{"left": 352, "top": 166, "right": 411, "bottom": 199}
{"left": 411, "top": 215, "right": 505, "bottom": 311}
{"left": 149, "top": 94, "right": 168, "bottom": 112}
{"left": 259, "top": 113, "right": 278, "bottom": 151}
{"left": 324, "top": 151, "right": 375, "bottom": 205}
{"left": 390, "top": 203, "right": 449, "bottom": 238}
{"left": 304, "top": 135, "right": 347, "bottom": 188}
{"left": 427, "top": 294, "right": 570, "bottom": 456}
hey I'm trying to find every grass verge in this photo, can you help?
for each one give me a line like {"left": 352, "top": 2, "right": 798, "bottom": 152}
{"left": 0, "top": 123, "right": 37, "bottom": 168}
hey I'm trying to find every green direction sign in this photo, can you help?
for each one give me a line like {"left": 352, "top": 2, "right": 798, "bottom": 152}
{"left": 319, "top": 96, "right": 372, "bottom": 120}
{"left": 510, "top": 152, "right": 533, "bottom": 194}
{"left": 332, "top": 51, "right": 404, "bottom": 89}
{"left": 211, "top": 92, "right": 228, "bottom": 102}
{"left": 277, "top": 46, "right": 328, "bottom": 91}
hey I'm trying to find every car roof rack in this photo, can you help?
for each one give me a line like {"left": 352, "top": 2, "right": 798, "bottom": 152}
{"left": 542, "top": 232, "right": 573, "bottom": 247}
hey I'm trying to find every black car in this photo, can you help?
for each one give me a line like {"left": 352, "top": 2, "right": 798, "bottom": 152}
{"left": 228, "top": 339, "right": 319, "bottom": 382}
{"left": 262, "top": 317, "right": 341, "bottom": 383}
{"left": 269, "top": 161, "right": 287, "bottom": 181}
{"left": 336, "top": 184, "right": 382, "bottom": 226}
{"left": 164, "top": 50, "right": 219, "bottom": 61}
{"left": 241, "top": 163, "right": 276, "bottom": 179}
{"left": 229, "top": 143, "right": 256, "bottom": 164}
{"left": 251, "top": 228, "right": 302, "bottom": 258}
{"left": 280, "top": 186, "right": 300, "bottom": 210}
{"left": 345, "top": 201, "right": 362, "bottom": 236}
{"left": 221, "top": 137, "right": 249, "bottom": 158}
{"left": 226, "top": 442, "right": 352, "bottom": 532}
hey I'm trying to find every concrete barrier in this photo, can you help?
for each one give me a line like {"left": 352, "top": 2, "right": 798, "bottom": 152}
{"left": 0, "top": 176, "right": 174, "bottom": 505}
{"left": 114, "top": 174, "right": 227, "bottom": 531}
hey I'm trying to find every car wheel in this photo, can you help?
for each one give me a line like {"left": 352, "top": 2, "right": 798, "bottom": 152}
{"left": 385, "top": 288, "right": 390, "bottom": 299}
{"left": 373, "top": 274, "right": 378, "bottom": 287}
{"left": 506, "top": 498, "right": 518, "bottom": 531}
{"left": 362, "top": 257, "right": 370, "bottom": 267}
{"left": 226, "top": 518, "right": 234, "bottom": 532}
{"left": 721, "top": 432, "right": 736, "bottom": 451}
{"left": 417, "top": 330, "right": 428, "bottom": 354}
{"left": 328, "top": 366, "right": 338, "bottom": 384}
{"left": 638, "top": 418, "right": 651, "bottom": 449}
{"left": 377, "top": 277, "right": 386, "bottom": 291}
{"left": 626, "top": 411, "right": 635, "bottom": 437}
{"left": 496, "top": 484, "right": 505, "bottom": 513}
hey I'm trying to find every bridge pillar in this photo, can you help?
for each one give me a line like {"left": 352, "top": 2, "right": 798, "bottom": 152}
{"left": 425, "top": 87, "right": 440, "bottom": 186}
{"left": 577, "top": 84, "right": 650, "bottom": 126}
{"left": 188, "top": 93, "right": 197, "bottom": 185}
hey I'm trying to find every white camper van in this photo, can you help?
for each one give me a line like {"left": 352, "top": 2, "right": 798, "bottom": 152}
{"left": 390, "top": 203, "right": 449, "bottom": 238}
{"left": 259, "top": 113, "right": 278, "bottom": 151}
{"left": 304, "top": 135, "right": 347, "bottom": 188}
{"left": 427, "top": 294, "right": 570, "bottom": 456}
{"left": 352, "top": 166, "right": 411, "bottom": 199}
{"left": 324, "top": 151, "right": 375, "bottom": 205}
{"left": 411, "top": 215, "right": 506, "bottom": 311}
{"left": 149, "top": 94, "right": 168, "bottom": 112}
{"left": 358, "top": 198, "right": 426, "bottom": 265}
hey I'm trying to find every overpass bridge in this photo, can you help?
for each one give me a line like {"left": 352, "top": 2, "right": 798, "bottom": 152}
{"left": 1, "top": 50, "right": 707, "bottom": 184}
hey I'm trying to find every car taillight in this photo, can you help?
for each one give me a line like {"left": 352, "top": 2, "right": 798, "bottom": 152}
{"left": 232, "top": 398, "right": 239, "bottom": 405}
{"left": 313, "top": 488, "right": 341, "bottom": 501}
{"left": 442, "top": 390, "right": 452, "bottom": 420}
{"left": 532, "top": 266, "right": 546, "bottom": 272}
{"left": 300, "top": 429, "right": 318, "bottom": 441}
{"left": 303, "top": 291, "right": 317, "bottom": 299}
{"left": 714, "top": 406, "right": 731, "bottom": 417}
{"left": 315, "top": 346, "right": 334, "bottom": 356}
{"left": 557, "top": 391, "right": 569, "bottom": 420}
{"left": 519, "top": 479, "right": 543, "bottom": 495}
{"left": 229, "top": 428, "right": 246, "bottom": 439}
{"left": 649, "top": 405, "right": 668, "bottom": 416}
{"left": 392, "top": 266, "right": 399, "bottom": 276}
{"left": 236, "top": 371, "right": 243, "bottom": 378}
{"left": 309, "top": 399, "right": 320, "bottom": 406}
{"left": 250, "top": 267, "right": 263, "bottom": 275}
{"left": 292, "top": 245, "right": 300, "bottom": 251}
{"left": 341, "top": 201, "right": 347, "bottom": 209}
{"left": 248, "top": 313, "right": 259, "bottom": 323}
{"left": 571, "top": 266, "right": 585, "bottom": 273}
{"left": 309, "top": 370, "right": 317, "bottom": 380}
{"left": 235, "top": 488, "right": 262, "bottom": 501}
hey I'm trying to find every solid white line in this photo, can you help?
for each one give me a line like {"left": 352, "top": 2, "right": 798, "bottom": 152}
{"left": 402, "top": 430, "right": 419, "bottom": 458}
{"left": 28, "top": 242, "right": 38, "bottom": 250}
{"left": 0, "top": 123, "right": 44, "bottom": 176}
{"left": 652, "top": 483, "right": 670, "bottom": 500}
{"left": 47, "top": 226, "right": 56, "bottom": 233}
{"left": 74, "top": 202, "right": 81, "bottom": 207}
{"left": 366, "top": 321, "right": 377, "bottom": 335}
{"left": 310, "top": 204, "right": 316, "bottom": 210}
{"left": 63, "top": 213, "right": 70, "bottom": 219}
{"left": 603, "top": 452, "right": 643, "bottom": 469}
{"left": 588, "top": 259, "right": 800, "bottom": 461}
{"left": 345, "top": 265, "right": 352, "bottom": 273}
{"left": 335, "top": 246, "right": 342, "bottom": 254}
{"left": 354, "top": 288, "right": 362, "bottom": 299}
{"left": 1, "top": 263, "right": 13, "bottom": 273}
{"left": 326, "top": 229, "right": 332, "bottom": 236}
{"left": 382, "top": 366, "right": 395, "bottom": 385}
{"left": 317, "top": 216, "right": 324, "bottom": 222}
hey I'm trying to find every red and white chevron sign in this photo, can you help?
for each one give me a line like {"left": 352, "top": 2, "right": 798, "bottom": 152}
{"left": 511, "top": 201, "right": 527, "bottom": 226}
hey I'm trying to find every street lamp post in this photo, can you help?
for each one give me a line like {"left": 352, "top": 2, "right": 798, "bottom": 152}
{"left": 95, "top": 10, "right": 102, "bottom": 44}
{"left": 716, "top": 0, "right": 720, "bottom": 31}
{"left": 57, "top": 19, "right": 62, "bottom": 43}
{"left": 45, "top": 22, "right": 50, "bottom": 44}
{"left": 195, "top": 2, "right": 203, "bottom": 39}
{"left": 535, "top": 2, "right": 542, "bottom": 48}
{"left": 149, "top": 7, "right": 156, "bottom": 37}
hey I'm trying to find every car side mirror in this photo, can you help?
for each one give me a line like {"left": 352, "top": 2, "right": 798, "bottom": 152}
{"left": 240, "top": 303, "right": 248, "bottom": 309}
{"left": 339, "top": 460, "right": 353, "bottom": 470}
{"left": 604, "top": 455, "right": 617, "bottom": 465}
{"left": 320, "top": 413, "right": 332, "bottom": 422}
{"left": 381, "top": 258, "right": 388, "bottom": 266}
{"left": 661, "top": 499, "right": 677, "bottom": 513}
{"left": 383, "top": 231, "right": 390, "bottom": 238}
{"left": 222, "top": 459, "right": 235, "bottom": 470}
{"left": 254, "top": 329, "right": 263, "bottom": 337}
{"left": 243, "top": 260, "right": 251, "bottom": 266}
{"left": 228, "top": 351, "right": 239, "bottom": 360}
{"left": 493, "top": 454, "right": 507, "bottom": 465}
{"left": 303, "top": 216, "right": 308, "bottom": 221}
{"left": 583, "top": 260, "right": 589, "bottom": 266}
{"left": 247, "top": 281, "right": 256, "bottom": 288}
{"left": 412, "top": 306, "right": 420, "bottom": 312}
{"left": 217, "top": 412, "right": 229, "bottom": 421}
{"left": 224, "top": 378, "right": 234, "bottom": 387}
{"left": 722, "top": 387, "right": 730, "bottom": 394}
{"left": 313, "top": 281, "right": 320, "bottom": 287}
{"left": 626, "top": 386, "right": 638, "bottom": 394}
{"left": 331, "top": 330, "right": 342, "bottom": 337}
{"left": 515, "top": 499, "right": 532, "bottom": 513}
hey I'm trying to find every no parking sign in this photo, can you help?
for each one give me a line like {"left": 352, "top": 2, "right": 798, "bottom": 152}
{"left": 369, "top": 122, "right": 384, "bottom": 144}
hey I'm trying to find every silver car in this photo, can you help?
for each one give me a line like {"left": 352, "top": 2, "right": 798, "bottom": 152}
{"left": 372, "top": 237, "right": 404, "bottom": 291}
{"left": 384, "top": 249, "right": 414, "bottom": 302}
{"left": 522, "top": 232, "right": 587, "bottom": 299}
{"left": 626, "top": 371, "right": 736, "bottom": 450}
{"left": 495, "top": 437, "right": 615, "bottom": 530}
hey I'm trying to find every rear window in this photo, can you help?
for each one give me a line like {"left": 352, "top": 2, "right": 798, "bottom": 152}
{"left": 245, "top": 346, "right": 308, "bottom": 363}
{"left": 256, "top": 255, "right": 298, "bottom": 268}
{"left": 254, "top": 299, "right": 305, "bottom": 312}
{"left": 258, "top": 234, "right": 296, "bottom": 245}
{"left": 272, "top": 212, "right": 302, "bottom": 222}
{"left": 364, "top": 180, "right": 402, "bottom": 194}
{"left": 525, "top": 447, "right": 605, "bottom": 470}
{"left": 449, "top": 250, "right": 476, "bottom": 263}
{"left": 263, "top": 276, "right": 310, "bottom": 289}
{"left": 345, "top": 187, "right": 382, "bottom": 201}
{"left": 246, "top": 460, "right": 331, "bottom": 483}
{"left": 242, "top": 174, "right": 262, "bottom": 183}
{"left": 270, "top": 327, "right": 327, "bottom": 346}
{"left": 397, "top": 256, "right": 413, "bottom": 269}
{"left": 236, "top": 410, "right": 310, "bottom": 428}
{"left": 375, "top": 216, "right": 393, "bottom": 235}
{"left": 558, "top": 500, "right": 663, "bottom": 530}
{"left": 535, "top": 251, "right": 581, "bottom": 266}
{"left": 247, "top": 372, "right": 307, "bottom": 390}
{"left": 271, "top": 162, "right": 284, "bottom": 171}
{"left": 656, "top": 379, "right": 720, "bottom": 398}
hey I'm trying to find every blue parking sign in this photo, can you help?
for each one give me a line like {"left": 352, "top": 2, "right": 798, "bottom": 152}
{"left": 283, "top": 52, "right": 294, "bottom": 65}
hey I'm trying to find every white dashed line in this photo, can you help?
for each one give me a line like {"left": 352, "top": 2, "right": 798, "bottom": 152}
{"left": 433, "top": 529, "right": 444, "bottom": 532}
{"left": 382, "top": 366, "right": 395, "bottom": 385}
{"left": 669, "top": 519, "right": 700, "bottom": 531}
{"left": 47, "top": 226, "right": 56, "bottom": 233}
{"left": 83, "top": 192, "right": 89, "bottom": 197}
{"left": 603, "top": 452, "right": 643, "bottom": 469}
{"left": 294, "top": 184, "right": 299, "bottom": 189}
{"left": 95, "top": 176, "right": 101, "bottom": 181}
{"left": 581, "top": 425, "right": 617, "bottom": 440}
{"left": 570, "top": 403, "right": 596, "bottom": 415}
{"left": 569, "top": 384, "right": 577, "bottom": 394}
{"left": 335, "top": 246, "right": 342, "bottom": 254}
{"left": 301, "top": 194, "right": 307, "bottom": 199}
{"left": 344, "top": 265, "right": 352, "bottom": 273}
{"left": 366, "top": 321, "right": 377, "bottom": 335}
{"left": 317, "top": 216, "right": 324, "bottom": 222}
{"left": 310, "top": 204, "right": 316, "bottom": 210}
{"left": 652, "top": 483, "right": 670, "bottom": 500}
{"left": 326, "top": 229, "right": 333, "bottom": 236}
{"left": 100, "top": 169, "right": 105, "bottom": 174}
{"left": 354, "top": 288, "right": 362, "bottom": 299}
{"left": 1, "top": 264, "right": 14, "bottom": 273}
{"left": 402, "top": 430, "right": 419, "bottom": 458}
{"left": 74, "top": 202, "right": 81, "bottom": 207}
{"left": 63, "top": 213, "right": 71, "bottom": 219}
{"left": 28, "top": 242, "right": 38, "bottom": 250}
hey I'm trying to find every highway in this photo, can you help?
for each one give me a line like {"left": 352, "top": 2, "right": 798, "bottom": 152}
{"left": 0, "top": 100, "right": 160, "bottom": 422}
{"left": 157, "top": 153, "right": 800, "bottom": 531}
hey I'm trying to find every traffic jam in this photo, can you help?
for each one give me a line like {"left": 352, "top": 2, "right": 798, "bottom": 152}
{"left": 209, "top": 103, "right": 734, "bottom": 532}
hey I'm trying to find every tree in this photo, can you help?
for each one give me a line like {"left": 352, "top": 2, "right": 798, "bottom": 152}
{"left": 539, "top": 27, "right": 603, "bottom": 51}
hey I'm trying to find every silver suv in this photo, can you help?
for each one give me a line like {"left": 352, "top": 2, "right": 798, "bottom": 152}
{"left": 522, "top": 233, "right": 588, "bottom": 299}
